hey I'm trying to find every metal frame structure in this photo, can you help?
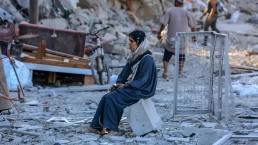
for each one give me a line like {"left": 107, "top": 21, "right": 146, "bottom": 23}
{"left": 172, "top": 31, "right": 231, "bottom": 122}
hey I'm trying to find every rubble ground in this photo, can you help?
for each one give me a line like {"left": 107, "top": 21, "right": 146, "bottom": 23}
{"left": 0, "top": 78, "right": 257, "bottom": 145}
{"left": 1, "top": 0, "right": 258, "bottom": 144}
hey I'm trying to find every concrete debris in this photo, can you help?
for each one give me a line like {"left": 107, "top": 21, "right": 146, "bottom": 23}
{"left": 165, "top": 136, "right": 190, "bottom": 142}
{"left": 197, "top": 129, "right": 219, "bottom": 145}
{"left": 25, "top": 100, "right": 39, "bottom": 106}
{"left": 127, "top": 99, "right": 162, "bottom": 136}
{"left": 89, "top": 103, "right": 98, "bottom": 110}
{"left": 39, "top": 18, "right": 69, "bottom": 29}
{"left": 201, "top": 122, "right": 218, "bottom": 128}
{"left": 182, "top": 127, "right": 199, "bottom": 137}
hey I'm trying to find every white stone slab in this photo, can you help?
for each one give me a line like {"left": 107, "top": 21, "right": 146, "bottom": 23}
{"left": 127, "top": 99, "right": 162, "bottom": 136}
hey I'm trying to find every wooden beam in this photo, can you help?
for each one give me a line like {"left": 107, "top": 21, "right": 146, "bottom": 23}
{"left": 36, "top": 40, "right": 46, "bottom": 59}
{"left": 23, "top": 44, "right": 88, "bottom": 60}
{"left": 84, "top": 75, "right": 94, "bottom": 85}
{"left": 29, "top": 0, "right": 39, "bottom": 24}
{"left": 23, "top": 51, "right": 89, "bottom": 63}
{"left": 48, "top": 72, "right": 56, "bottom": 84}
{"left": 21, "top": 57, "right": 90, "bottom": 69}
{"left": 231, "top": 72, "right": 258, "bottom": 79}
{"left": 231, "top": 64, "right": 258, "bottom": 71}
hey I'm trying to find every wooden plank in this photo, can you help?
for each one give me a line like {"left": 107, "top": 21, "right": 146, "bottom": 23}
{"left": 23, "top": 63, "right": 91, "bottom": 75}
{"left": 84, "top": 75, "right": 94, "bottom": 85}
{"left": 21, "top": 57, "right": 90, "bottom": 69}
{"left": 23, "top": 51, "right": 89, "bottom": 63}
{"left": 48, "top": 72, "right": 56, "bottom": 84}
{"left": 23, "top": 44, "right": 88, "bottom": 60}
{"left": 231, "top": 64, "right": 258, "bottom": 71}
{"left": 231, "top": 72, "right": 258, "bottom": 79}
{"left": 36, "top": 40, "right": 46, "bottom": 59}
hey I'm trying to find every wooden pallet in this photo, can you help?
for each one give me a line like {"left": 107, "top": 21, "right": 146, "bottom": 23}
{"left": 21, "top": 40, "right": 94, "bottom": 85}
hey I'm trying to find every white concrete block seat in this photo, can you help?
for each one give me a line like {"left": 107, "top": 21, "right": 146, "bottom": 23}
{"left": 125, "top": 98, "right": 163, "bottom": 136}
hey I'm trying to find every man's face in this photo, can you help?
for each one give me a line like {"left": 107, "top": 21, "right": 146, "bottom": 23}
{"left": 174, "top": 1, "right": 179, "bottom": 6}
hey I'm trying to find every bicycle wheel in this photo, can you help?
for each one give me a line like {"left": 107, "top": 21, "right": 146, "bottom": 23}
{"left": 90, "top": 53, "right": 110, "bottom": 85}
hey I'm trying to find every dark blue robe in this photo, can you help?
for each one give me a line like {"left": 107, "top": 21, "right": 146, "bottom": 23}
{"left": 90, "top": 51, "right": 157, "bottom": 132}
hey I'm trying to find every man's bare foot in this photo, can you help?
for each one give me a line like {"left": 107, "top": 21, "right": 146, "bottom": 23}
{"left": 78, "top": 127, "right": 100, "bottom": 134}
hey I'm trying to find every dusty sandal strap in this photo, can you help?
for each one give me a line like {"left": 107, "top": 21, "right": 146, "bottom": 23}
{"left": 101, "top": 128, "right": 108, "bottom": 135}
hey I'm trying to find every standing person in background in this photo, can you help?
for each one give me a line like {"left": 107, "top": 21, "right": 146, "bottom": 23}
{"left": 157, "top": 0, "right": 196, "bottom": 80}
{"left": 200, "top": 0, "right": 221, "bottom": 46}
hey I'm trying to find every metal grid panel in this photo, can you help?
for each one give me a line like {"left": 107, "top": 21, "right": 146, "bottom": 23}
{"left": 172, "top": 31, "right": 232, "bottom": 121}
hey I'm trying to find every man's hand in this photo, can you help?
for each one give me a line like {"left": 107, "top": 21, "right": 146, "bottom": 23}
{"left": 207, "top": 16, "right": 212, "bottom": 23}
{"left": 157, "top": 33, "right": 163, "bottom": 40}
{"left": 192, "top": 36, "right": 196, "bottom": 42}
{"left": 8, "top": 56, "right": 15, "bottom": 64}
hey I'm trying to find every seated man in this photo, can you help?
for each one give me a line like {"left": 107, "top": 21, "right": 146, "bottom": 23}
{"left": 80, "top": 30, "right": 158, "bottom": 135}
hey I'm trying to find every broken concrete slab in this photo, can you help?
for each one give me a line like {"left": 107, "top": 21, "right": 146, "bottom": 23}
{"left": 180, "top": 122, "right": 196, "bottom": 127}
{"left": 197, "top": 128, "right": 220, "bottom": 145}
{"left": 75, "top": 134, "right": 99, "bottom": 141}
{"left": 39, "top": 18, "right": 69, "bottom": 30}
{"left": 217, "top": 23, "right": 258, "bottom": 34}
{"left": 165, "top": 136, "right": 190, "bottom": 142}
{"left": 103, "top": 135, "right": 126, "bottom": 142}
{"left": 201, "top": 122, "right": 218, "bottom": 128}
{"left": 16, "top": 124, "right": 43, "bottom": 131}
{"left": 212, "top": 133, "right": 232, "bottom": 145}
{"left": 127, "top": 99, "right": 162, "bottom": 136}
{"left": 182, "top": 127, "right": 199, "bottom": 137}
{"left": 135, "top": 136, "right": 153, "bottom": 142}
{"left": 55, "top": 140, "right": 70, "bottom": 144}
{"left": 25, "top": 100, "right": 39, "bottom": 106}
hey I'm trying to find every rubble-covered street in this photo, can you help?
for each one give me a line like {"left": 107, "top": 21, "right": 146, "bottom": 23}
{"left": 1, "top": 0, "right": 258, "bottom": 144}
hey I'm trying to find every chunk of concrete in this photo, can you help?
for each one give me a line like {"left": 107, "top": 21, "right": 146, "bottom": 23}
{"left": 165, "top": 137, "right": 190, "bottom": 142}
{"left": 182, "top": 127, "right": 199, "bottom": 137}
{"left": 127, "top": 99, "right": 162, "bottom": 136}
{"left": 201, "top": 122, "right": 217, "bottom": 128}
{"left": 39, "top": 18, "right": 69, "bottom": 29}
{"left": 103, "top": 135, "right": 126, "bottom": 142}
{"left": 197, "top": 128, "right": 219, "bottom": 145}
